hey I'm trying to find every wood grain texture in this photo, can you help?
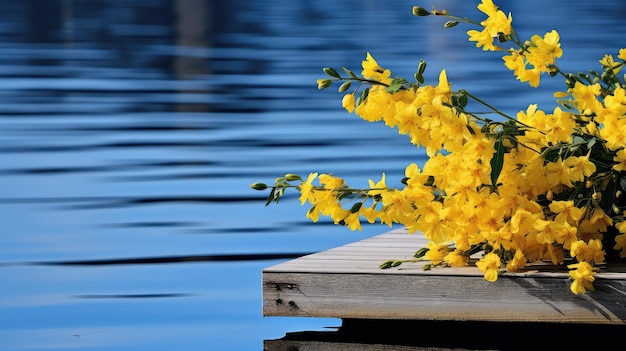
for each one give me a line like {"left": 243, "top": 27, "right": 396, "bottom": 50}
{"left": 262, "top": 228, "right": 626, "bottom": 324}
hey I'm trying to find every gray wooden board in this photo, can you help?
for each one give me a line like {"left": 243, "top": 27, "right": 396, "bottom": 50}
{"left": 262, "top": 228, "right": 626, "bottom": 324}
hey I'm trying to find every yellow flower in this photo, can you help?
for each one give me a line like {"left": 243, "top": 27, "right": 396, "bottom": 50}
{"left": 614, "top": 232, "right": 626, "bottom": 258}
{"left": 476, "top": 252, "right": 501, "bottom": 282}
{"left": 599, "top": 114, "right": 626, "bottom": 151}
{"left": 367, "top": 173, "right": 388, "bottom": 196}
{"left": 467, "top": 0, "right": 512, "bottom": 52}
{"left": 527, "top": 30, "right": 562, "bottom": 70}
{"left": 570, "top": 239, "right": 604, "bottom": 264}
{"left": 600, "top": 54, "right": 622, "bottom": 75}
{"left": 534, "top": 219, "right": 564, "bottom": 245}
{"left": 503, "top": 50, "right": 526, "bottom": 77}
{"left": 298, "top": 172, "right": 318, "bottom": 205}
{"left": 318, "top": 173, "right": 344, "bottom": 189}
{"left": 510, "top": 208, "right": 543, "bottom": 235}
{"left": 613, "top": 149, "right": 626, "bottom": 172}
{"left": 415, "top": 201, "right": 451, "bottom": 243}
{"left": 356, "top": 87, "right": 388, "bottom": 122}
{"left": 571, "top": 82, "right": 601, "bottom": 113}
{"left": 506, "top": 249, "right": 527, "bottom": 271}
{"left": 425, "top": 241, "right": 452, "bottom": 265}
{"left": 477, "top": 0, "right": 498, "bottom": 14}
{"left": 306, "top": 205, "right": 320, "bottom": 222}
{"left": 482, "top": 9, "right": 513, "bottom": 37}
{"left": 380, "top": 189, "right": 415, "bottom": 225}
{"left": 361, "top": 52, "right": 392, "bottom": 85}
{"left": 503, "top": 50, "right": 542, "bottom": 86}
{"left": 484, "top": 228, "right": 513, "bottom": 251}
{"left": 341, "top": 93, "right": 355, "bottom": 113}
{"left": 545, "top": 157, "right": 574, "bottom": 188}
{"left": 602, "top": 85, "right": 626, "bottom": 119}
{"left": 435, "top": 69, "right": 452, "bottom": 102}
{"left": 467, "top": 28, "right": 497, "bottom": 51}
{"left": 444, "top": 250, "right": 469, "bottom": 267}
{"left": 618, "top": 48, "right": 626, "bottom": 61}
{"left": 568, "top": 262, "right": 597, "bottom": 294}
{"left": 549, "top": 200, "right": 585, "bottom": 224}
{"left": 553, "top": 221, "right": 578, "bottom": 250}
{"left": 360, "top": 203, "right": 380, "bottom": 224}
{"left": 404, "top": 163, "right": 430, "bottom": 188}
{"left": 563, "top": 154, "right": 596, "bottom": 183}
{"left": 545, "top": 107, "right": 576, "bottom": 144}
{"left": 342, "top": 211, "right": 362, "bottom": 231}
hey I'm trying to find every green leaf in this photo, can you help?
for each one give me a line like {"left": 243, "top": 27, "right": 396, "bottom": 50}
{"left": 602, "top": 178, "right": 617, "bottom": 214}
{"left": 452, "top": 92, "right": 468, "bottom": 110}
{"left": 350, "top": 202, "right": 363, "bottom": 213}
{"left": 490, "top": 139, "right": 505, "bottom": 187}
{"left": 265, "top": 188, "right": 276, "bottom": 206}
{"left": 543, "top": 147, "right": 561, "bottom": 163}
{"left": 602, "top": 152, "right": 616, "bottom": 160}
{"left": 356, "top": 87, "right": 370, "bottom": 106}
{"left": 587, "top": 137, "right": 597, "bottom": 149}
{"left": 619, "top": 176, "right": 626, "bottom": 192}
{"left": 385, "top": 83, "right": 403, "bottom": 93}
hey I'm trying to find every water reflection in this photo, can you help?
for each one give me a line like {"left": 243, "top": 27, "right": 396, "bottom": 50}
{"left": 34, "top": 252, "right": 312, "bottom": 265}
{"left": 265, "top": 319, "right": 626, "bottom": 351}
{"left": 0, "top": 0, "right": 625, "bottom": 350}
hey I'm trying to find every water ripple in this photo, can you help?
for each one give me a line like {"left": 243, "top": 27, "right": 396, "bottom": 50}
{"left": 31, "top": 252, "right": 313, "bottom": 266}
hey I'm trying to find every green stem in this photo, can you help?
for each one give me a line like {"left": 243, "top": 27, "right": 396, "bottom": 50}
{"left": 337, "top": 77, "right": 390, "bottom": 88}
{"left": 438, "top": 13, "right": 481, "bottom": 26}
{"left": 462, "top": 90, "right": 534, "bottom": 129}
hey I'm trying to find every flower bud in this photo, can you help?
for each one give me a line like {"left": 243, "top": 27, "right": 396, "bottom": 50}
{"left": 412, "top": 6, "right": 431, "bottom": 16}
{"left": 444, "top": 21, "right": 458, "bottom": 28}
{"left": 338, "top": 81, "right": 352, "bottom": 93}
{"left": 316, "top": 79, "right": 332, "bottom": 90}
{"left": 285, "top": 174, "right": 302, "bottom": 181}
{"left": 250, "top": 182, "right": 268, "bottom": 191}
{"left": 322, "top": 67, "right": 340, "bottom": 78}
{"left": 417, "top": 59, "right": 427, "bottom": 75}
{"left": 379, "top": 260, "right": 394, "bottom": 269}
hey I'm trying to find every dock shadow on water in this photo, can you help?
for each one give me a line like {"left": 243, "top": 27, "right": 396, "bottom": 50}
{"left": 265, "top": 319, "right": 626, "bottom": 351}
{"left": 0, "top": 0, "right": 625, "bottom": 350}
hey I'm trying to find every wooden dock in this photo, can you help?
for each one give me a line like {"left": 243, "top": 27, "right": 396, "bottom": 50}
{"left": 262, "top": 227, "right": 626, "bottom": 324}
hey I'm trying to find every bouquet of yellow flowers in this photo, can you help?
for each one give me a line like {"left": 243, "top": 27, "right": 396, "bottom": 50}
{"left": 251, "top": 0, "right": 626, "bottom": 294}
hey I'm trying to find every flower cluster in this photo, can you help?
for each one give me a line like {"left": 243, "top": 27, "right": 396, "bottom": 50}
{"left": 252, "top": 0, "right": 626, "bottom": 294}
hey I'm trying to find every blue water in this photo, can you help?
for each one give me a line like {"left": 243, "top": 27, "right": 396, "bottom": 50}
{"left": 0, "top": 0, "right": 624, "bottom": 350}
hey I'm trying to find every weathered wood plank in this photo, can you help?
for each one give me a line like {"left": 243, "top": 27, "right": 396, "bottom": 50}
{"left": 262, "top": 228, "right": 626, "bottom": 324}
